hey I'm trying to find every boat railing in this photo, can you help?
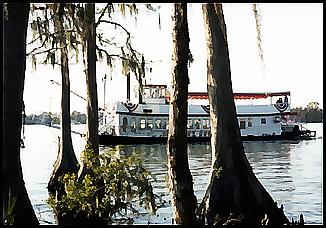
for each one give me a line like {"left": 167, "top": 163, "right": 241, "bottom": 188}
{"left": 297, "top": 123, "right": 317, "bottom": 138}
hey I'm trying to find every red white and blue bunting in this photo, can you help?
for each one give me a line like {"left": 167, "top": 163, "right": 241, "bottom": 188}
{"left": 274, "top": 102, "right": 289, "bottom": 112}
{"left": 201, "top": 105, "right": 210, "bottom": 114}
{"left": 122, "top": 102, "right": 138, "bottom": 112}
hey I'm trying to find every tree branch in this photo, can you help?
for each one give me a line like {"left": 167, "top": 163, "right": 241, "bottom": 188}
{"left": 97, "top": 20, "right": 130, "bottom": 38}
{"left": 97, "top": 19, "right": 142, "bottom": 61}
{"left": 27, "top": 29, "right": 77, "bottom": 45}
{"left": 97, "top": 34, "right": 118, "bottom": 47}
{"left": 95, "top": 4, "right": 112, "bottom": 27}
{"left": 27, "top": 46, "right": 65, "bottom": 56}
{"left": 96, "top": 46, "right": 129, "bottom": 62}
{"left": 27, "top": 28, "right": 79, "bottom": 56}
{"left": 26, "top": 38, "right": 49, "bottom": 56}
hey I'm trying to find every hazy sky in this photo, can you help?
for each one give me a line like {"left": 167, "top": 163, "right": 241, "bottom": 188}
{"left": 23, "top": 3, "right": 323, "bottom": 115}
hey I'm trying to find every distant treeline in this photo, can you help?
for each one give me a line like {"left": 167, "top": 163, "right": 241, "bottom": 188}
{"left": 289, "top": 102, "right": 323, "bottom": 123}
{"left": 25, "top": 111, "right": 86, "bottom": 125}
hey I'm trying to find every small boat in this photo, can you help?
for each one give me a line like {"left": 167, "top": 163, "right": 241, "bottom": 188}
{"left": 98, "top": 84, "right": 316, "bottom": 145}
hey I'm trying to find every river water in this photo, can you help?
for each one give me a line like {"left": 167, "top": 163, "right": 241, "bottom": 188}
{"left": 20, "top": 123, "right": 323, "bottom": 224}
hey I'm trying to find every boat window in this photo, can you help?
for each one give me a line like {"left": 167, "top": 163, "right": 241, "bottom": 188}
{"left": 261, "top": 118, "right": 266, "bottom": 125}
{"left": 147, "top": 119, "right": 153, "bottom": 129}
{"left": 240, "top": 120, "right": 246, "bottom": 129}
{"left": 274, "top": 116, "right": 281, "bottom": 123}
{"left": 248, "top": 118, "right": 252, "bottom": 127}
{"left": 122, "top": 117, "right": 128, "bottom": 132}
{"left": 143, "top": 109, "right": 152, "bottom": 113}
{"left": 143, "top": 88, "right": 151, "bottom": 99}
{"left": 194, "top": 119, "right": 201, "bottom": 129}
{"left": 160, "top": 88, "right": 165, "bottom": 98}
{"left": 202, "top": 119, "right": 209, "bottom": 129}
{"left": 162, "top": 119, "right": 167, "bottom": 129}
{"left": 153, "top": 88, "right": 159, "bottom": 98}
{"left": 187, "top": 119, "right": 193, "bottom": 129}
{"left": 130, "top": 117, "right": 136, "bottom": 132}
{"left": 155, "top": 119, "right": 162, "bottom": 129}
{"left": 140, "top": 119, "right": 146, "bottom": 129}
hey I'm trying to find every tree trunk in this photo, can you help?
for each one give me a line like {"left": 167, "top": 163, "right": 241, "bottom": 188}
{"left": 78, "top": 3, "right": 100, "bottom": 182}
{"left": 84, "top": 3, "right": 99, "bottom": 156}
{"left": 2, "top": 3, "right": 39, "bottom": 225}
{"left": 198, "top": 4, "right": 289, "bottom": 226}
{"left": 138, "top": 55, "right": 145, "bottom": 104}
{"left": 48, "top": 3, "right": 79, "bottom": 198}
{"left": 166, "top": 3, "right": 197, "bottom": 225}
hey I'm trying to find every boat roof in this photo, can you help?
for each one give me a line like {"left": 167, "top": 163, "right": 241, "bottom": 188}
{"left": 187, "top": 91, "right": 291, "bottom": 100}
{"left": 141, "top": 84, "right": 290, "bottom": 100}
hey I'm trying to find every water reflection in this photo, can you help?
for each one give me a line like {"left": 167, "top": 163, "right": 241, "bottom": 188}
{"left": 103, "top": 142, "right": 295, "bottom": 182}
{"left": 243, "top": 141, "right": 296, "bottom": 210}
{"left": 101, "top": 138, "right": 321, "bottom": 224}
{"left": 20, "top": 123, "right": 322, "bottom": 224}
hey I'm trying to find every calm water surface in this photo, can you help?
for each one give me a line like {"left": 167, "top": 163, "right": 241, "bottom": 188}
{"left": 20, "top": 123, "right": 323, "bottom": 224}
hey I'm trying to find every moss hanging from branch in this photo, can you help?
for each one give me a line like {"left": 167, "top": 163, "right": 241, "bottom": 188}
{"left": 252, "top": 4, "right": 264, "bottom": 64}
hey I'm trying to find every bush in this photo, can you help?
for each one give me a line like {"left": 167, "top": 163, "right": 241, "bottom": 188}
{"left": 47, "top": 145, "right": 157, "bottom": 225}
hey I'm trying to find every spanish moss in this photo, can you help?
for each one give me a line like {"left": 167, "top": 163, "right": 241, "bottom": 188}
{"left": 252, "top": 4, "right": 264, "bottom": 65}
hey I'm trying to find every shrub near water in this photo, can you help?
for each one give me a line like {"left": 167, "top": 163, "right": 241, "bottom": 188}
{"left": 47, "top": 146, "right": 156, "bottom": 224}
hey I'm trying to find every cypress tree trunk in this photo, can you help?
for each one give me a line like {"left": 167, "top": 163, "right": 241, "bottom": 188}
{"left": 84, "top": 3, "right": 99, "bottom": 156}
{"left": 198, "top": 3, "right": 289, "bottom": 226}
{"left": 167, "top": 3, "right": 197, "bottom": 225}
{"left": 48, "top": 3, "right": 79, "bottom": 198}
{"left": 3, "top": 3, "right": 39, "bottom": 225}
{"left": 138, "top": 55, "right": 145, "bottom": 104}
{"left": 78, "top": 3, "right": 100, "bottom": 182}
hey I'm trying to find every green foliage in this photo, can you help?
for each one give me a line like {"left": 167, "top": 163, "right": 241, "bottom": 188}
{"left": 27, "top": 3, "right": 81, "bottom": 65}
{"left": 306, "top": 101, "right": 320, "bottom": 111}
{"left": 213, "top": 166, "right": 223, "bottom": 179}
{"left": 47, "top": 145, "right": 157, "bottom": 224}
{"left": 290, "top": 102, "right": 323, "bottom": 123}
{"left": 27, "top": 3, "right": 149, "bottom": 89}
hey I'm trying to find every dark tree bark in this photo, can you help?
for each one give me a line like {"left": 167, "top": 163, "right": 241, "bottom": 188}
{"left": 198, "top": 3, "right": 289, "bottom": 226}
{"left": 84, "top": 3, "right": 99, "bottom": 156}
{"left": 138, "top": 55, "right": 145, "bottom": 104}
{"left": 78, "top": 3, "right": 101, "bottom": 182}
{"left": 2, "top": 3, "right": 39, "bottom": 225}
{"left": 48, "top": 3, "right": 79, "bottom": 197}
{"left": 166, "top": 3, "right": 197, "bottom": 225}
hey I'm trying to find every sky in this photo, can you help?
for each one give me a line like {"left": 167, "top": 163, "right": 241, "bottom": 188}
{"left": 23, "top": 3, "right": 323, "bottom": 115}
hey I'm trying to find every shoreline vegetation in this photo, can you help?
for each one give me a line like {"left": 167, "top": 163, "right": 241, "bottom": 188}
{"left": 24, "top": 111, "right": 86, "bottom": 125}
{"left": 289, "top": 104, "right": 323, "bottom": 123}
